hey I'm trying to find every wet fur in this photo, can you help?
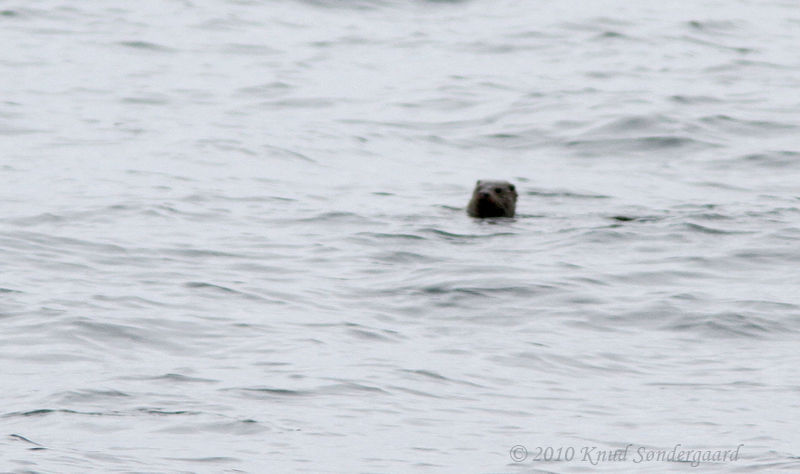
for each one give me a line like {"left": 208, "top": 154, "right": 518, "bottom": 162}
{"left": 467, "top": 180, "right": 517, "bottom": 218}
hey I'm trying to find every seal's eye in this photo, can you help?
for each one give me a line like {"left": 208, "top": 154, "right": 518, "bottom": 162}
{"left": 494, "top": 187, "right": 503, "bottom": 193}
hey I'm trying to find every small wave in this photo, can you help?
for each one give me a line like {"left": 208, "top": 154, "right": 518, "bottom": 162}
{"left": 610, "top": 215, "right": 645, "bottom": 222}
{"left": 420, "top": 283, "right": 545, "bottom": 297}
{"left": 236, "top": 387, "right": 308, "bottom": 397}
{"left": 666, "top": 312, "right": 792, "bottom": 338}
{"left": 299, "top": 0, "right": 395, "bottom": 10}
{"left": 670, "top": 94, "right": 723, "bottom": 104}
{"left": 699, "top": 114, "right": 796, "bottom": 135}
{"left": 92, "top": 294, "right": 168, "bottom": 309}
{"left": 292, "top": 211, "right": 365, "bottom": 223}
{"left": 162, "top": 248, "right": 243, "bottom": 258}
{"left": 388, "top": 385, "right": 449, "bottom": 399}
{"left": 370, "top": 250, "right": 433, "bottom": 264}
{"left": 56, "top": 389, "right": 130, "bottom": 404}
{"left": 232, "top": 382, "right": 388, "bottom": 399}
{"left": 258, "top": 97, "right": 338, "bottom": 109}
{"left": 526, "top": 188, "right": 610, "bottom": 199}
{"left": 565, "top": 136, "right": 716, "bottom": 153}
{"left": 595, "top": 31, "right": 630, "bottom": 40}
{"left": 686, "top": 20, "right": 743, "bottom": 33}
{"left": 453, "top": 41, "right": 547, "bottom": 54}
{"left": 184, "top": 282, "right": 283, "bottom": 303}
{"left": 0, "top": 231, "right": 129, "bottom": 254}
{"left": 358, "top": 233, "right": 425, "bottom": 242}
{"left": 681, "top": 222, "right": 752, "bottom": 235}
{"left": 559, "top": 17, "right": 633, "bottom": 33}
{"left": 218, "top": 43, "right": 280, "bottom": 55}
{"left": 469, "top": 128, "right": 551, "bottom": 149}
{"left": 262, "top": 144, "right": 315, "bottom": 162}
{"left": 733, "top": 249, "right": 800, "bottom": 264}
{"left": 124, "top": 373, "right": 218, "bottom": 384}
{"left": 737, "top": 151, "right": 800, "bottom": 168}
{"left": 137, "top": 408, "right": 199, "bottom": 416}
{"left": 4, "top": 408, "right": 107, "bottom": 418}
{"left": 0, "top": 126, "right": 47, "bottom": 135}
{"left": 195, "top": 138, "right": 257, "bottom": 156}
{"left": 121, "top": 95, "right": 170, "bottom": 105}
{"left": 162, "top": 456, "right": 241, "bottom": 464}
{"left": 235, "top": 81, "right": 292, "bottom": 98}
{"left": 610, "top": 269, "right": 713, "bottom": 286}
{"left": 399, "top": 369, "right": 485, "bottom": 388}
{"left": 573, "top": 228, "right": 637, "bottom": 243}
{"left": 9, "top": 434, "right": 43, "bottom": 447}
{"left": 704, "top": 58, "right": 791, "bottom": 71}
{"left": 420, "top": 228, "right": 515, "bottom": 240}
{"left": 348, "top": 328, "right": 397, "bottom": 341}
{"left": 679, "top": 35, "right": 755, "bottom": 54}
{"left": 117, "top": 40, "right": 174, "bottom": 52}
{"left": 582, "top": 114, "right": 678, "bottom": 135}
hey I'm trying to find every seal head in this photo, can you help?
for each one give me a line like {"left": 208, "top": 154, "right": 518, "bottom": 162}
{"left": 467, "top": 180, "right": 517, "bottom": 218}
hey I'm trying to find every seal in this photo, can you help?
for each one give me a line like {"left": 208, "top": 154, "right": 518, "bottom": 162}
{"left": 467, "top": 180, "right": 517, "bottom": 218}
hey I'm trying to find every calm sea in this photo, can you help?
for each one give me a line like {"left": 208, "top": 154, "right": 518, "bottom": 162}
{"left": 1, "top": 0, "right": 799, "bottom": 472}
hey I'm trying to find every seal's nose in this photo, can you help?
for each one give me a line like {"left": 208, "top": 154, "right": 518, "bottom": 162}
{"left": 479, "top": 192, "right": 490, "bottom": 198}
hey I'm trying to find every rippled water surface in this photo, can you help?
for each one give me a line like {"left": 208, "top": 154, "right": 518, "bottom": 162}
{"left": 2, "top": 0, "right": 800, "bottom": 472}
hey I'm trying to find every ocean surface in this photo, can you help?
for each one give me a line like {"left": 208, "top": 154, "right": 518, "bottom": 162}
{"left": 1, "top": 0, "right": 799, "bottom": 472}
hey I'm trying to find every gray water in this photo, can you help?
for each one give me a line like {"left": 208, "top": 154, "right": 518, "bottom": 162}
{"left": 1, "top": 0, "right": 799, "bottom": 472}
